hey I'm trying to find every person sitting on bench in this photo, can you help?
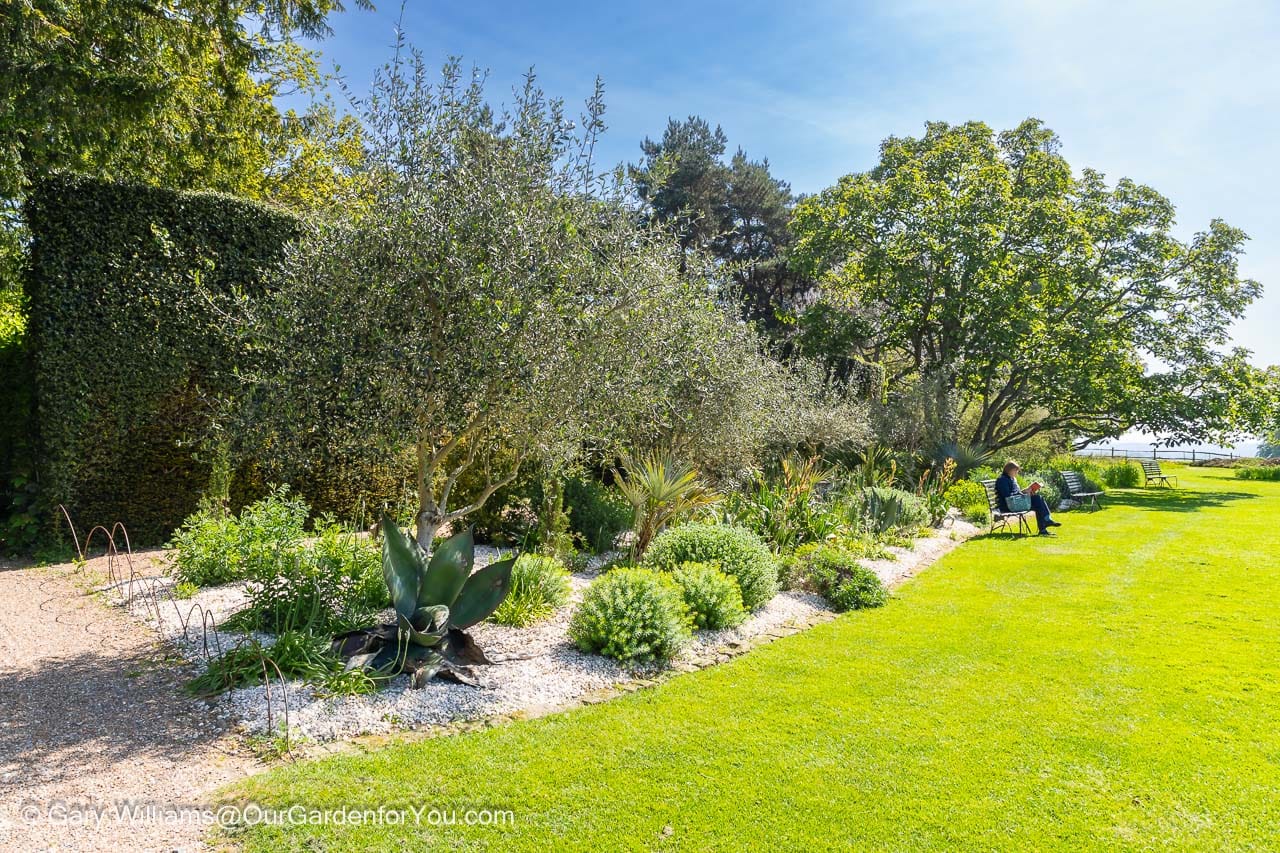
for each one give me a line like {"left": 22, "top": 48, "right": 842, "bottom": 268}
{"left": 996, "top": 461, "right": 1061, "bottom": 536}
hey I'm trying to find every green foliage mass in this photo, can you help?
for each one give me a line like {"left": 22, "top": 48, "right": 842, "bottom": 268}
{"left": 24, "top": 176, "right": 300, "bottom": 542}
{"left": 170, "top": 488, "right": 386, "bottom": 633}
{"left": 564, "top": 477, "right": 632, "bottom": 554}
{"left": 569, "top": 569, "right": 692, "bottom": 663}
{"left": 791, "top": 118, "right": 1270, "bottom": 451}
{"left": 671, "top": 562, "right": 746, "bottom": 630}
{"left": 854, "top": 487, "right": 930, "bottom": 535}
{"left": 1236, "top": 466, "right": 1280, "bottom": 481}
{"left": 491, "top": 554, "right": 573, "bottom": 628}
{"left": 789, "top": 543, "right": 889, "bottom": 612}
{"left": 944, "top": 480, "right": 987, "bottom": 510}
{"left": 642, "top": 523, "right": 778, "bottom": 611}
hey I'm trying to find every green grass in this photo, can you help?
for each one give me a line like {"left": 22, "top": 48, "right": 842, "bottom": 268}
{"left": 220, "top": 466, "right": 1280, "bottom": 850}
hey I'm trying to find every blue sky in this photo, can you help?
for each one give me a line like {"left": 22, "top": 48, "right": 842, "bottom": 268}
{"left": 308, "top": 0, "right": 1280, "bottom": 367}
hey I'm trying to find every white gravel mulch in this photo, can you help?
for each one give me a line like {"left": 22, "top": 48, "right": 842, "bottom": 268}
{"left": 121, "top": 519, "right": 982, "bottom": 745}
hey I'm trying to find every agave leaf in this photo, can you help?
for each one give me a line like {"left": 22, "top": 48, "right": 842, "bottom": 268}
{"left": 381, "top": 514, "right": 427, "bottom": 620}
{"left": 398, "top": 604, "right": 449, "bottom": 647}
{"left": 406, "top": 648, "right": 446, "bottom": 688}
{"left": 419, "top": 527, "right": 474, "bottom": 608}
{"left": 449, "top": 556, "right": 515, "bottom": 629}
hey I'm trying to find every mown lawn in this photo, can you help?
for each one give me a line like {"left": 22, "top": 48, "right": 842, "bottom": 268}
{"left": 221, "top": 466, "right": 1280, "bottom": 850}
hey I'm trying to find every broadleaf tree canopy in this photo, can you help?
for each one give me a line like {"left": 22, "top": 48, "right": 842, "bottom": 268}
{"left": 790, "top": 118, "right": 1268, "bottom": 451}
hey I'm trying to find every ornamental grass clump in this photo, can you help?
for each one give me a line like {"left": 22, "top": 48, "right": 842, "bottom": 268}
{"left": 491, "top": 553, "right": 573, "bottom": 627}
{"left": 671, "top": 562, "right": 746, "bottom": 630}
{"left": 642, "top": 523, "right": 778, "bottom": 610}
{"left": 569, "top": 569, "right": 692, "bottom": 663}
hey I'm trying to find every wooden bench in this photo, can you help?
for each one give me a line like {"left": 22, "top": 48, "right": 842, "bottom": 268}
{"left": 1141, "top": 461, "right": 1178, "bottom": 488}
{"left": 1060, "top": 470, "right": 1103, "bottom": 510}
{"left": 981, "top": 479, "right": 1032, "bottom": 536}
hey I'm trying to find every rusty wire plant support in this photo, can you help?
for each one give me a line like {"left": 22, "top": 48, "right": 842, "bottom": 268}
{"left": 55, "top": 504, "right": 294, "bottom": 755}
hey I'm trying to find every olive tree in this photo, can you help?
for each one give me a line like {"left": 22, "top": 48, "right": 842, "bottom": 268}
{"left": 228, "top": 54, "right": 830, "bottom": 547}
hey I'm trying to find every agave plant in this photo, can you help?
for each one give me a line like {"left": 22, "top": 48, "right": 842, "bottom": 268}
{"left": 332, "top": 517, "right": 514, "bottom": 688}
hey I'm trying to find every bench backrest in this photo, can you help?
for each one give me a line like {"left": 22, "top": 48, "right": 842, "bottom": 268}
{"left": 1061, "top": 470, "right": 1087, "bottom": 495}
{"left": 1141, "top": 461, "right": 1164, "bottom": 476}
{"left": 981, "top": 479, "right": 1001, "bottom": 513}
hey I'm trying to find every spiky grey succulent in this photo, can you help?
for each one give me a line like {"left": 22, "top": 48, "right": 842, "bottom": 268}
{"left": 333, "top": 517, "right": 514, "bottom": 687}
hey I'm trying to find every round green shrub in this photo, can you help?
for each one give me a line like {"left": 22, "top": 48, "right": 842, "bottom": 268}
{"left": 792, "top": 545, "right": 888, "bottom": 612}
{"left": 671, "top": 562, "right": 746, "bottom": 630}
{"left": 943, "top": 479, "right": 986, "bottom": 510}
{"left": 642, "top": 523, "right": 778, "bottom": 610}
{"left": 1102, "top": 461, "right": 1141, "bottom": 488}
{"left": 491, "top": 553, "right": 573, "bottom": 627}
{"left": 963, "top": 503, "right": 989, "bottom": 525}
{"left": 569, "top": 569, "right": 691, "bottom": 663}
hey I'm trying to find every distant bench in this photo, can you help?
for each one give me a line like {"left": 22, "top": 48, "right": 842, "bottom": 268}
{"left": 1141, "top": 461, "right": 1178, "bottom": 488}
{"left": 1060, "top": 470, "right": 1103, "bottom": 510}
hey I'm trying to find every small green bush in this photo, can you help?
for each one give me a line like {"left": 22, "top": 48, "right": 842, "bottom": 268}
{"left": 642, "top": 523, "right": 778, "bottom": 610}
{"left": 569, "top": 568, "right": 692, "bottom": 663}
{"left": 968, "top": 465, "right": 1000, "bottom": 483}
{"left": 963, "top": 504, "right": 989, "bottom": 525}
{"left": 169, "top": 486, "right": 310, "bottom": 588}
{"left": 240, "top": 524, "right": 384, "bottom": 635}
{"left": 491, "top": 553, "right": 573, "bottom": 627}
{"left": 1101, "top": 461, "right": 1142, "bottom": 488}
{"left": 1026, "top": 470, "right": 1062, "bottom": 509}
{"left": 671, "top": 562, "right": 746, "bottom": 630}
{"left": 790, "top": 544, "right": 888, "bottom": 612}
{"left": 1236, "top": 466, "right": 1280, "bottom": 481}
{"left": 856, "top": 487, "right": 929, "bottom": 535}
{"left": 565, "top": 476, "right": 632, "bottom": 553}
{"left": 167, "top": 501, "right": 247, "bottom": 587}
{"left": 944, "top": 480, "right": 987, "bottom": 509}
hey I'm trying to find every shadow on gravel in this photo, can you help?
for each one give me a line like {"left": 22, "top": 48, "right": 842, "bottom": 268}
{"left": 1104, "top": 488, "right": 1257, "bottom": 514}
{"left": 0, "top": 645, "right": 235, "bottom": 788}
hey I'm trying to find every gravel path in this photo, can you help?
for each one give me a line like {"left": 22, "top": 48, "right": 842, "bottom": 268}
{"left": 0, "top": 555, "right": 254, "bottom": 853}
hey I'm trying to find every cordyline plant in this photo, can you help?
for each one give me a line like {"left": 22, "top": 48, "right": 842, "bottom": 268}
{"left": 612, "top": 452, "right": 717, "bottom": 560}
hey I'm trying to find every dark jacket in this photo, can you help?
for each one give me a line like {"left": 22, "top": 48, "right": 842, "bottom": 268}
{"left": 995, "top": 472, "right": 1023, "bottom": 513}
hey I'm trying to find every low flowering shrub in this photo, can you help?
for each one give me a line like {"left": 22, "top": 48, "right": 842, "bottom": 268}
{"left": 944, "top": 480, "right": 987, "bottom": 510}
{"left": 569, "top": 569, "right": 692, "bottom": 663}
{"left": 491, "top": 553, "right": 573, "bottom": 627}
{"left": 789, "top": 544, "right": 888, "bottom": 612}
{"left": 642, "top": 523, "right": 778, "bottom": 610}
{"left": 671, "top": 562, "right": 746, "bottom": 630}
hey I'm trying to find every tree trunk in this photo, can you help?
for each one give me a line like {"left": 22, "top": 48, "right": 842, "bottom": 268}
{"left": 415, "top": 507, "right": 442, "bottom": 551}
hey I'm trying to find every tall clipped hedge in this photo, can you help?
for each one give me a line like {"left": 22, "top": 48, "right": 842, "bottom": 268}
{"left": 24, "top": 176, "right": 301, "bottom": 543}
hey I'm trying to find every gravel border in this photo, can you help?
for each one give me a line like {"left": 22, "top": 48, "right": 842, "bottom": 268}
{"left": 123, "top": 519, "right": 982, "bottom": 744}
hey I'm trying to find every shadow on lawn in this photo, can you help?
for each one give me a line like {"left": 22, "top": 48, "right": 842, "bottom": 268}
{"left": 1104, "top": 488, "right": 1257, "bottom": 514}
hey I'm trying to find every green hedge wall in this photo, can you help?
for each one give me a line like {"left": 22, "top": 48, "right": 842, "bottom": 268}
{"left": 25, "top": 175, "right": 303, "bottom": 544}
